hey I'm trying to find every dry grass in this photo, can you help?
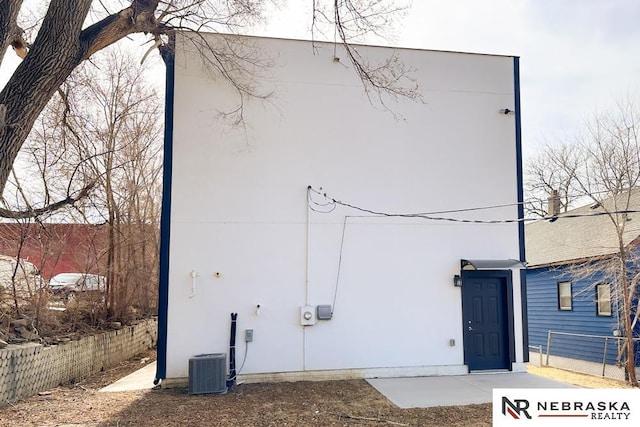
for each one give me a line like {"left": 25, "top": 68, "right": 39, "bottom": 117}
{"left": 526, "top": 364, "right": 632, "bottom": 389}
{"left": 0, "top": 355, "right": 632, "bottom": 427}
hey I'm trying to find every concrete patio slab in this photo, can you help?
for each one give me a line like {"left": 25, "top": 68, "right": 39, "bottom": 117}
{"left": 367, "top": 373, "right": 577, "bottom": 408}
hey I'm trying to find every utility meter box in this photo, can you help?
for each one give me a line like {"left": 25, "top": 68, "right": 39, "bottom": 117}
{"left": 300, "top": 305, "right": 317, "bottom": 326}
{"left": 316, "top": 304, "right": 333, "bottom": 320}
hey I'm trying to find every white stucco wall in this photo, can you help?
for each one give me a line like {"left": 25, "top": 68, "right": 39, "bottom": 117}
{"left": 166, "top": 33, "right": 523, "bottom": 379}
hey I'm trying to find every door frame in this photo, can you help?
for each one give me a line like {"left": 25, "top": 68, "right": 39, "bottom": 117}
{"left": 460, "top": 269, "right": 516, "bottom": 371}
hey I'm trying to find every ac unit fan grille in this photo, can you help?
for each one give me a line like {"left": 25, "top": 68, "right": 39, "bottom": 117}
{"left": 188, "top": 353, "right": 227, "bottom": 394}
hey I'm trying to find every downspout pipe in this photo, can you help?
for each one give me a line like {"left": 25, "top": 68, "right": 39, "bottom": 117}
{"left": 154, "top": 34, "right": 176, "bottom": 385}
{"left": 514, "top": 56, "right": 529, "bottom": 362}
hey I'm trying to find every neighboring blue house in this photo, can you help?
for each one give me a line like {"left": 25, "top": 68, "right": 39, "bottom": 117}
{"left": 526, "top": 190, "right": 640, "bottom": 368}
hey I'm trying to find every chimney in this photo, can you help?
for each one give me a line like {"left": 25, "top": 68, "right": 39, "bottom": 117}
{"left": 547, "top": 190, "right": 561, "bottom": 217}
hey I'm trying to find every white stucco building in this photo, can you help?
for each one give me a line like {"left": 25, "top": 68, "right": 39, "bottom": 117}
{"left": 155, "top": 33, "right": 528, "bottom": 385}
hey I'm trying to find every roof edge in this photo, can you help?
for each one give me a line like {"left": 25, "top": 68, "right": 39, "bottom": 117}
{"left": 177, "top": 31, "right": 518, "bottom": 59}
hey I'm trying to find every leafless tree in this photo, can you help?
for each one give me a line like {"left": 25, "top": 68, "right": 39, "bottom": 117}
{"left": 36, "top": 47, "right": 164, "bottom": 321}
{"left": 524, "top": 143, "right": 580, "bottom": 217}
{"left": 1, "top": 44, "right": 162, "bottom": 327}
{"left": 0, "top": 0, "right": 415, "bottom": 210}
{"left": 529, "top": 98, "right": 640, "bottom": 385}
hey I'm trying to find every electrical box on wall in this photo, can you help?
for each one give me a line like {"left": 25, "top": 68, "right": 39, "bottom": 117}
{"left": 316, "top": 304, "right": 332, "bottom": 320}
{"left": 300, "top": 305, "right": 317, "bottom": 326}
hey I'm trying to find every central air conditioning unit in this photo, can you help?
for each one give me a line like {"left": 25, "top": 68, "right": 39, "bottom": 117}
{"left": 188, "top": 353, "right": 227, "bottom": 394}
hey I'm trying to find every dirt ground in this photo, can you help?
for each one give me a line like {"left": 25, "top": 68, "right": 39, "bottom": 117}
{"left": 0, "top": 353, "right": 631, "bottom": 427}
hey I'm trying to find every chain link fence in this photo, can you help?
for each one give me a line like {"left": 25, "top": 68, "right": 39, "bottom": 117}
{"left": 528, "top": 331, "right": 640, "bottom": 382}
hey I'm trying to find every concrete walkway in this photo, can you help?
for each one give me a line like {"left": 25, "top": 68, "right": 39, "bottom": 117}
{"left": 100, "top": 361, "right": 157, "bottom": 392}
{"left": 367, "top": 372, "right": 576, "bottom": 408}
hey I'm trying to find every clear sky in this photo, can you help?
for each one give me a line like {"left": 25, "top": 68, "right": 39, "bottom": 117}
{"left": 250, "top": 0, "right": 640, "bottom": 160}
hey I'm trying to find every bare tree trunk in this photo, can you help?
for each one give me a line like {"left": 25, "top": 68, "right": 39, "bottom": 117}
{"left": 618, "top": 243, "right": 638, "bottom": 386}
{"left": 0, "top": 1, "right": 93, "bottom": 194}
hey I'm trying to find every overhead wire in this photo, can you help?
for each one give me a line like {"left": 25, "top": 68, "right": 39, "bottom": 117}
{"left": 307, "top": 186, "right": 640, "bottom": 224}
{"left": 309, "top": 186, "right": 529, "bottom": 216}
{"left": 307, "top": 187, "right": 336, "bottom": 213}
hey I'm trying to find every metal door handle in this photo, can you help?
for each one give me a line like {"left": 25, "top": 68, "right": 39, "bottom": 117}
{"left": 468, "top": 326, "right": 473, "bottom": 331}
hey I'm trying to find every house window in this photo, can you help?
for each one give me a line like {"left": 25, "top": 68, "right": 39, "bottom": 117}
{"left": 596, "top": 284, "right": 612, "bottom": 316}
{"left": 558, "top": 281, "right": 572, "bottom": 310}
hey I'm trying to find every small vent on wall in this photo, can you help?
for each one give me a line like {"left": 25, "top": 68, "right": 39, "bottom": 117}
{"left": 188, "top": 353, "right": 227, "bottom": 394}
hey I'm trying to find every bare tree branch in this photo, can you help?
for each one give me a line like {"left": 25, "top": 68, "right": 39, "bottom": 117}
{"left": 0, "top": 181, "right": 95, "bottom": 219}
{"left": 524, "top": 143, "right": 580, "bottom": 217}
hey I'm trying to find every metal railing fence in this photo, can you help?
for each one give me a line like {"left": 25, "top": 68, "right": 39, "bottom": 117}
{"left": 539, "top": 330, "right": 640, "bottom": 382}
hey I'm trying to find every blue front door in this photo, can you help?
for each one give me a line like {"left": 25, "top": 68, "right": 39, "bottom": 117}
{"left": 462, "top": 273, "right": 510, "bottom": 370}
